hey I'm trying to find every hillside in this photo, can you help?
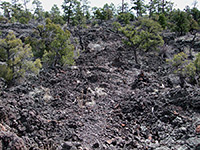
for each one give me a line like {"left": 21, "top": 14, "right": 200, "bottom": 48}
{"left": 0, "top": 22, "right": 200, "bottom": 150}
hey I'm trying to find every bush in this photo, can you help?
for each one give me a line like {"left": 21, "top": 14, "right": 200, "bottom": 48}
{"left": 19, "top": 17, "right": 29, "bottom": 24}
{"left": 168, "top": 52, "right": 200, "bottom": 85}
{"left": 117, "top": 13, "right": 133, "bottom": 24}
{"left": 119, "top": 18, "right": 164, "bottom": 63}
{"left": 26, "top": 18, "right": 75, "bottom": 67}
{"left": 0, "top": 16, "right": 8, "bottom": 23}
{"left": 171, "top": 10, "right": 190, "bottom": 35}
{"left": 158, "top": 14, "right": 167, "bottom": 29}
{"left": 0, "top": 32, "right": 42, "bottom": 83}
{"left": 112, "top": 22, "right": 121, "bottom": 32}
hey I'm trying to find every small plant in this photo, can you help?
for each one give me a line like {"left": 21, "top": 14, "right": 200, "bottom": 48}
{"left": 112, "top": 22, "right": 121, "bottom": 32}
{"left": 158, "top": 14, "right": 167, "bottom": 29}
{"left": 117, "top": 13, "right": 132, "bottom": 24}
{"left": 19, "top": 17, "right": 29, "bottom": 24}
{"left": 168, "top": 52, "right": 200, "bottom": 85}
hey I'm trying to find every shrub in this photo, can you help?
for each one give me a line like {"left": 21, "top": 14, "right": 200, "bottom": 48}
{"left": 119, "top": 18, "right": 164, "bottom": 63}
{"left": 26, "top": 18, "right": 75, "bottom": 67}
{"left": 0, "top": 32, "right": 42, "bottom": 83}
{"left": 168, "top": 52, "right": 200, "bottom": 85}
{"left": 117, "top": 13, "right": 132, "bottom": 24}
{"left": 19, "top": 17, "right": 29, "bottom": 24}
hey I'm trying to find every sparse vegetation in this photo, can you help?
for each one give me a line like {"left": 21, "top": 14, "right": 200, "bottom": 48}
{"left": 0, "top": 0, "right": 199, "bottom": 86}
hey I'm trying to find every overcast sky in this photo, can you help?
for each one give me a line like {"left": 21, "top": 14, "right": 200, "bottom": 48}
{"left": 2, "top": 0, "right": 200, "bottom": 12}
{"left": 35, "top": 0, "right": 199, "bottom": 11}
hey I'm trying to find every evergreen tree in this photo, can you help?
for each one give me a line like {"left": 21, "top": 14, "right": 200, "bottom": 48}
{"left": 62, "top": 0, "right": 80, "bottom": 24}
{"left": 148, "top": 0, "right": 157, "bottom": 18}
{"left": 80, "top": 0, "right": 90, "bottom": 19}
{"left": 119, "top": 19, "right": 164, "bottom": 63}
{"left": 32, "top": 0, "right": 44, "bottom": 21}
{"left": 0, "top": 2, "right": 12, "bottom": 19}
{"left": 0, "top": 32, "right": 42, "bottom": 83}
{"left": 50, "top": 5, "right": 65, "bottom": 25}
{"left": 93, "top": 3, "right": 115, "bottom": 21}
{"left": 171, "top": 9, "right": 190, "bottom": 35}
{"left": 131, "top": 0, "right": 146, "bottom": 17}
{"left": 158, "top": 13, "right": 167, "bottom": 29}
{"left": 21, "top": 0, "right": 30, "bottom": 11}
{"left": 168, "top": 52, "right": 200, "bottom": 85}
{"left": 11, "top": 0, "right": 19, "bottom": 8}
{"left": 26, "top": 19, "right": 75, "bottom": 67}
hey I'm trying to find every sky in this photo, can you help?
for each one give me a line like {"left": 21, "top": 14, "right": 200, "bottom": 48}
{"left": 35, "top": 0, "right": 199, "bottom": 11}
{"left": 1, "top": 0, "right": 200, "bottom": 12}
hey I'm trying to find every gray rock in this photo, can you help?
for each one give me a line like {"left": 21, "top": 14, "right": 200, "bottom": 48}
{"left": 0, "top": 78, "right": 6, "bottom": 91}
{"left": 160, "top": 135, "right": 175, "bottom": 146}
{"left": 88, "top": 43, "right": 104, "bottom": 52}
{"left": 172, "top": 116, "right": 183, "bottom": 125}
{"left": 62, "top": 142, "right": 77, "bottom": 150}
{"left": 186, "top": 137, "right": 200, "bottom": 148}
{"left": 167, "top": 74, "right": 181, "bottom": 87}
{"left": 155, "top": 146, "right": 171, "bottom": 150}
{"left": 148, "top": 141, "right": 160, "bottom": 149}
{"left": 174, "top": 145, "right": 190, "bottom": 150}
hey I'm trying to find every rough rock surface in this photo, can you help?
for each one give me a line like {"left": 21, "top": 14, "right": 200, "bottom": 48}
{"left": 0, "top": 23, "right": 200, "bottom": 149}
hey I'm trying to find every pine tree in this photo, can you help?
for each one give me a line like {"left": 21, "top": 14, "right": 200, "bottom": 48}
{"left": 0, "top": 2, "right": 12, "bottom": 19}
{"left": 26, "top": 19, "right": 75, "bottom": 67}
{"left": 171, "top": 10, "right": 190, "bottom": 35}
{"left": 62, "top": 0, "right": 80, "bottom": 24}
{"left": 50, "top": 5, "right": 65, "bottom": 25}
{"left": 0, "top": 32, "right": 42, "bottom": 83}
{"left": 131, "top": 0, "right": 146, "bottom": 17}
{"left": 32, "top": 0, "right": 44, "bottom": 21}
{"left": 21, "top": 0, "right": 30, "bottom": 11}
{"left": 119, "top": 19, "right": 164, "bottom": 63}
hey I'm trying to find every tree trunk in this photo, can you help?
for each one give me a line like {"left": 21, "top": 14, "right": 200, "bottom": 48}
{"left": 134, "top": 48, "right": 138, "bottom": 64}
{"left": 162, "top": 0, "right": 165, "bottom": 14}
{"left": 149, "top": 0, "right": 153, "bottom": 18}
{"left": 122, "top": 0, "right": 124, "bottom": 13}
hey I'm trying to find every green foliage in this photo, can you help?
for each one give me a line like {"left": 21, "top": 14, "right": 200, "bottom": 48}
{"left": 194, "top": 53, "right": 200, "bottom": 73}
{"left": 170, "top": 10, "right": 190, "bottom": 35}
{"left": 190, "top": 7, "right": 200, "bottom": 23}
{"left": 0, "top": 16, "right": 8, "bottom": 23}
{"left": 62, "top": 0, "right": 89, "bottom": 26}
{"left": 0, "top": 2, "right": 12, "bottom": 19}
{"left": 19, "top": 16, "right": 29, "bottom": 24}
{"left": 147, "top": 0, "right": 173, "bottom": 17}
{"left": 0, "top": 32, "right": 42, "bottom": 83}
{"left": 167, "top": 52, "right": 188, "bottom": 68}
{"left": 0, "top": 1, "right": 32, "bottom": 23}
{"left": 26, "top": 18, "right": 75, "bottom": 67}
{"left": 158, "top": 13, "right": 167, "bottom": 29}
{"left": 184, "top": 62, "right": 196, "bottom": 78}
{"left": 117, "top": 12, "right": 135, "bottom": 24}
{"left": 50, "top": 4, "right": 65, "bottom": 25}
{"left": 93, "top": 3, "right": 115, "bottom": 21}
{"left": 112, "top": 22, "right": 121, "bottom": 32}
{"left": 0, "top": 64, "right": 13, "bottom": 82}
{"left": 119, "top": 18, "right": 164, "bottom": 63}
{"left": 189, "top": 18, "right": 199, "bottom": 32}
{"left": 62, "top": 0, "right": 80, "bottom": 24}
{"left": 135, "top": 18, "right": 164, "bottom": 51}
{"left": 32, "top": 0, "right": 44, "bottom": 21}
{"left": 168, "top": 52, "right": 200, "bottom": 85}
{"left": 131, "top": 0, "right": 146, "bottom": 17}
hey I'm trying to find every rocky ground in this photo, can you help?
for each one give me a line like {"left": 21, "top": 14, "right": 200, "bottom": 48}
{"left": 0, "top": 23, "right": 200, "bottom": 150}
